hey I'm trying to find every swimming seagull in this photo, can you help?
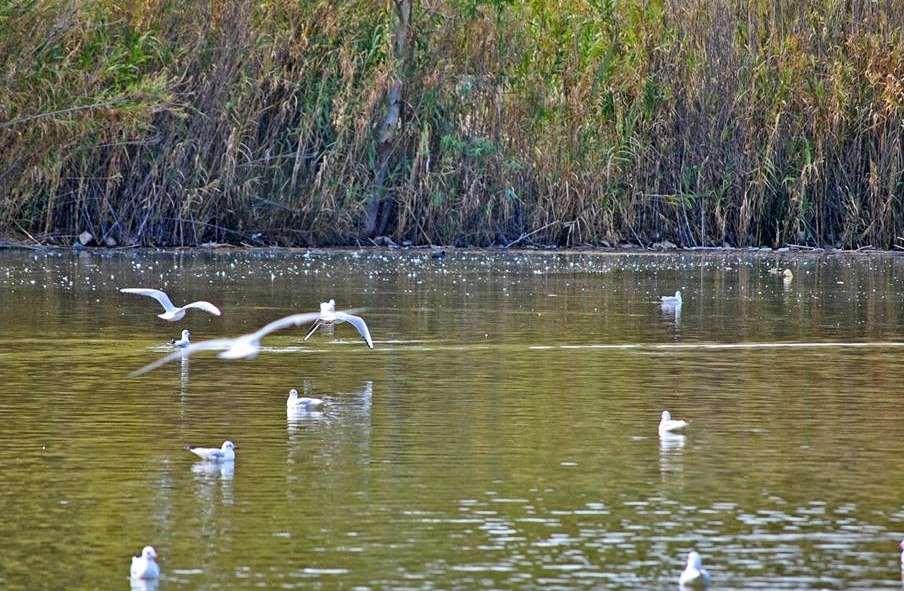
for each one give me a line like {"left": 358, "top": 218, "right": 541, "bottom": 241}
{"left": 679, "top": 551, "right": 711, "bottom": 588}
{"left": 659, "top": 410, "right": 689, "bottom": 436}
{"left": 287, "top": 388, "right": 324, "bottom": 410}
{"left": 186, "top": 440, "right": 236, "bottom": 462}
{"left": 130, "top": 546, "right": 160, "bottom": 580}
{"left": 661, "top": 290, "right": 682, "bottom": 307}
{"left": 120, "top": 288, "right": 221, "bottom": 321}
{"left": 129, "top": 311, "right": 333, "bottom": 376}
{"left": 303, "top": 299, "right": 374, "bottom": 349}
{"left": 169, "top": 329, "right": 190, "bottom": 348}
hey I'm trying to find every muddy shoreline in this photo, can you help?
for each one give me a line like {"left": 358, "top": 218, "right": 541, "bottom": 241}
{"left": 1, "top": 234, "right": 899, "bottom": 257}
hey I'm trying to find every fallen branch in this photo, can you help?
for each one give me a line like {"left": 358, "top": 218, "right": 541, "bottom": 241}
{"left": 505, "top": 220, "right": 561, "bottom": 248}
{"left": 12, "top": 221, "right": 43, "bottom": 247}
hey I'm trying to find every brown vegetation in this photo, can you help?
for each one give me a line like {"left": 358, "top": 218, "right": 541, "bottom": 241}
{"left": 2, "top": 0, "right": 903, "bottom": 248}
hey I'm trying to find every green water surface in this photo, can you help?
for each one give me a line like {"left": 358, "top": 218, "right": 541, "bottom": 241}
{"left": 1, "top": 249, "right": 904, "bottom": 590}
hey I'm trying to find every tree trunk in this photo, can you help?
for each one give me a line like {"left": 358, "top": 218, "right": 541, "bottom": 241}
{"left": 364, "top": 0, "right": 411, "bottom": 237}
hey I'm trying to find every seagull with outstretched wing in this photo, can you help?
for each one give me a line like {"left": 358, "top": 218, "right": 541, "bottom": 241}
{"left": 129, "top": 310, "right": 353, "bottom": 376}
{"left": 120, "top": 288, "right": 221, "bottom": 321}
{"left": 303, "top": 299, "right": 374, "bottom": 349}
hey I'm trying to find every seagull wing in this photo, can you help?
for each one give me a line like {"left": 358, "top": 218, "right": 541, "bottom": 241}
{"left": 121, "top": 288, "right": 176, "bottom": 312}
{"left": 249, "top": 309, "right": 364, "bottom": 343}
{"left": 248, "top": 311, "right": 328, "bottom": 342}
{"left": 129, "top": 338, "right": 236, "bottom": 377}
{"left": 182, "top": 301, "right": 222, "bottom": 316}
{"left": 665, "top": 419, "right": 688, "bottom": 432}
{"left": 130, "top": 556, "right": 142, "bottom": 578}
{"left": 334, "top": 312, "right": 374, "bottom": 349}
{"left": 188, "top": 446, "right": 221, "bottom": 461}
{"left": 132, "top": 310, "right": 359, "bottom": 377}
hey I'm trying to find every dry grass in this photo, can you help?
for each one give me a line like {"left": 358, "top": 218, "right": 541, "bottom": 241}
{"left": 1, "top": 0, "right": 903, "bottom": 247}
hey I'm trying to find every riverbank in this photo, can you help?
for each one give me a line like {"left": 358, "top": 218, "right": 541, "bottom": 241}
{"left": 3, "top": 1, "right": 904, "bottom": 251}
{"left": 1, "top": 232, "right": 897, "bottom": 256}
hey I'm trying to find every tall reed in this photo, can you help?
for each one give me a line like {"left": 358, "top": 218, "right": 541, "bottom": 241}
{"left": 2, "top": 0, "right": 903, "bottom": 248}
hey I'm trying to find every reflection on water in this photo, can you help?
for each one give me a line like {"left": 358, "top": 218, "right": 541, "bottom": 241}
{"left": 286, "top": 405, "right": 326, "bottom": 436}
{"left": 190, "top": 460, "right": 235, "bottom": 482}
{"left": 130, "top": 578, "right": 159, "bottom": 591}
{"left": 190, "top": 460, "right": 234, "bottom": 510}
{"left": 659, "top": 433, "right": 686, "bottom": 481}
{"left": 179, "top": 352, "right": 189, "bottom": 400}
{"left": 2, "top": 249, "right": 904, "bottom": 589}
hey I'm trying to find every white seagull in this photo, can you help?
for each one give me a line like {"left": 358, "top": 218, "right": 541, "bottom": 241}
{"left": 304, "top": 299, "right": 374, "bottom": 349}
{"left": 121, "top": 288, "right": 221, "bottom": 321}
{"left": 661, "top": 290, "right": 682, "bottom": 307}
{"left": 186, "top": 440, "right": 236, "bottom": 462}
{"left": 679, "top": 550, "right": 711, "bottom": 588}
{"left": 130, "top": 546, "right": 160, "bottom": 580}
{"left": 130, "top": 311, "right": 335, "bottom": 376}
{"left": 287, "top": 388, "right": 324, "bottom": 410}
{"left": 659, "top": 410, "right": 689, "bottom": 436}
{"left": 169, "top": 329, "right": 190, "bottom": 348}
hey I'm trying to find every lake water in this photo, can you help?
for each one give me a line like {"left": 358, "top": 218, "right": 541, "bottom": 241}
{"left": 1, "top": 248, "right": 904, "bottom": 590}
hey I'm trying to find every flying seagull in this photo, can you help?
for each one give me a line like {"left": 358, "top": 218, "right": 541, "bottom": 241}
{"left": 120, "top": 288, "right": 221, "bottom": 321}
{"left": 130, "top": 311, "right": 347, "bottom": 376}
{"left": 304, "top": 299, "right": 374, "bottom": 349}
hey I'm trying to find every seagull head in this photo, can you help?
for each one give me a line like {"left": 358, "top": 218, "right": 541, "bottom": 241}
{"left": 783, "top": 269, "right": 793, "bottom": 279}
{"left": 674, "top": 290, "right": 682, "bottom": 301}
{"left": 140, "top": 546, "right": 158, "bottom": 561}
{"left": 182, "top": 330, "right": 190, "bottom": 339}
{"left": 687, "top": 551, "right": 702, "bottom": 569}
{"left": 221, "top": 441, "right": 236, "bottom": 451}
{"left": 288, "top": 388, "right": 299, "bottom": 401}
{"left": 661, "top": 410, "right": 671, "bottom": 421}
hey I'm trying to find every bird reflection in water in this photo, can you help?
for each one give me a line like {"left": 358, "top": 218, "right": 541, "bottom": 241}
{"left": 659, "top": 432, "right": 686, "bottom": 479}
